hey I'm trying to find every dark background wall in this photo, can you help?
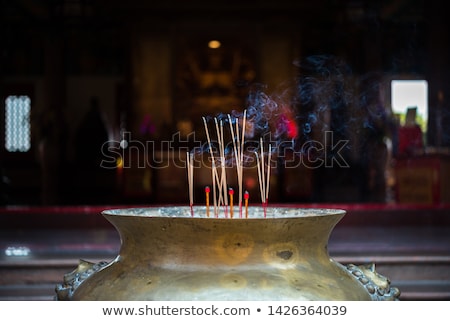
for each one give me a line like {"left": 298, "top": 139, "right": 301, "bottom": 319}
{"left": 0, "top": 0, "right": 448, "bottom": 206}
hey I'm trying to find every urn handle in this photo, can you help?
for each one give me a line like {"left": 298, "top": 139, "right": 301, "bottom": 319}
{"left": 55, "top": 259, "right": 109, "bottom": 300}
{"left": 346, "top": 263, "right": 401, "bottom": 300}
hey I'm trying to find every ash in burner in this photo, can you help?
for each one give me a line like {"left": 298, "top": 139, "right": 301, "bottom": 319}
{"left": 103, "top": 206, "right": 345, "bottom": 219}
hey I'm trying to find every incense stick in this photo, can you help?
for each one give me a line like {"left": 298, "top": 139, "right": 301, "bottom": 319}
{"left": 228, "top": 114, "right": 242, "bottom": 218}
{"left": 205, "top": 186, "right": 210, "bottom": 217}
{"left": 212, "top": 164, "right": 217, "bottom": 217}
{"left": 239, "top": 110, "right": 246, "bottom": 217}
{"left": 255, "top": 139, "right": 271, "bottom": 218}
{"left": 190, "top": 152, "right": 194, "bottom": 205}
{"left": 260, "top": 138, "right": 265, "bottom": 205}
{"left": 229, "top": 188, "right": 234, "bottom": 218}
{"left": 255, "top": 152, "right": 264, "bottom": 204}
{"left": 266, "top": 144, "right": 272, "bottom": 203}
{"left": 203, "top": 117, "right": 219, "bottom": 217}
{"left": 215, "top": 118, "right": 228, "bottom": 211}
{"left": 244, "top": 190, "right": 249, "bottom": 219}
{"left": 186, "top": 152, "right": 194, "bottom": 216}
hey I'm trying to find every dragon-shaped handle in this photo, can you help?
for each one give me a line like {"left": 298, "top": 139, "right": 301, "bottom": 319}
{"left": 55, "top": 259, "right": 108, "bottom": 300}
{"left": 346, "top": 263, "right": 401, "bottom": 300}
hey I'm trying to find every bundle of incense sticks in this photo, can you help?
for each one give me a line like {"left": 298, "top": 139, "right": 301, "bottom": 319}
{"left": 255, "top": 138, "right": 271, "bottom": 218}
{"left": 186, "top": 110, "right": 271, "bottom": 218}
{"left": 228, "top": 110, "right": 246, "bottom": 217}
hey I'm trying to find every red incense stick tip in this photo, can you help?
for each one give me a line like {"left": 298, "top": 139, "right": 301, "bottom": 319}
{"left": 205, "top": 186, "right": 210, "bottom": 193}
{"left": 244, "top": 191, "right": 249, "bottom": 199}
{"left": 228, "top": 188, "right": 234, "bottom": 195}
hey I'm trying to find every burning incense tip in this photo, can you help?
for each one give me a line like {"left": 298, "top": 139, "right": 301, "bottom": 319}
{"left": 205, "top": 186, "right": 210, "bottom": 193}
{"left": 229, "top": 188, "right": 234, "bottom": 218}
{"left": 244, "top": 190, "right": 249, "bottom": 219}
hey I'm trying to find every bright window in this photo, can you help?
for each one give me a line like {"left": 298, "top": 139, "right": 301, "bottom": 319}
{"left": 391, "top": 80, "right": 428, "bottom": 133}
{"left": 5, "top": 95, "right": 31, "bottom": 152}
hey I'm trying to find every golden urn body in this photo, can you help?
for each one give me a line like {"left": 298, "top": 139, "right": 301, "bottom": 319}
{"left": 56, "top": 206, "right": 400, "bottom": 301}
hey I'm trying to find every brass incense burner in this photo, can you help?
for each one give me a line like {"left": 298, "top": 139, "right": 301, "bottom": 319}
{"left": 55, "top": 206, "right": 400, "bottom": 301}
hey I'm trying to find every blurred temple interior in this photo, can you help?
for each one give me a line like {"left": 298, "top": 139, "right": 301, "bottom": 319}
{"left": 1, "top": 0, "right": 450, "bottom": 301}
